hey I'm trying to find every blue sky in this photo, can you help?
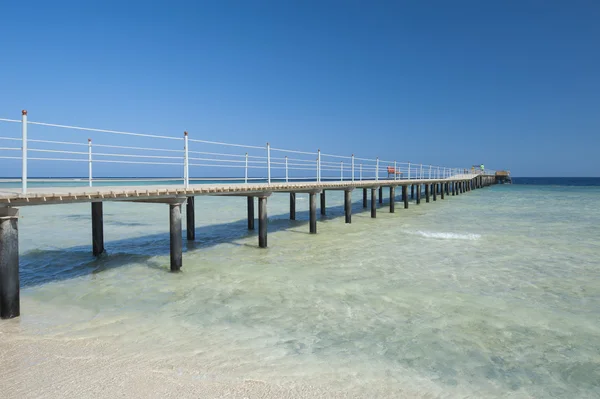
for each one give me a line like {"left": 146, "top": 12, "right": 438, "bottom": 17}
{"left": 1, "top": 1, "right": 599, "bottom": 177}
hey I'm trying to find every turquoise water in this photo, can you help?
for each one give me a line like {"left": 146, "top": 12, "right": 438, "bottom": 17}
{"left": 3, "top": 183, "right": 600, "bottom": 397}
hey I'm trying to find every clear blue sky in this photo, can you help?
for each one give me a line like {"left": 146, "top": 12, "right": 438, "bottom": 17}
{"left": 1, "top": 1, "right": 599, "bottom": 177}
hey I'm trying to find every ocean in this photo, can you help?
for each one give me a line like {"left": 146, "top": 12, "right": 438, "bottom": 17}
{"left": 1, "top": 178, "right": 599, "bottom": 398}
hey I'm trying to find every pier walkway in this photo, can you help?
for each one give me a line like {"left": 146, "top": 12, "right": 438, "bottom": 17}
{"left": 0, "top": 111, "right": 497, "bottom": 319}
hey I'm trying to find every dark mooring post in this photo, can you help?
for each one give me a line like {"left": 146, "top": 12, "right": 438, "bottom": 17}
{"left": 411, "top": 184, "right": 415, "bottom": 199}
{"left": 344, "top": 189, "right": 352, "bottom": 223}
{"left": 320, "top": 190, "right": 326, "bottom": 216}
{"left": 91, "top": 202, "right": 104, "bottom": 256}
{"left": 0, "top": 207, "right": 19, "bottom": 319}
{"left": 258, "top": 196, "right": 268, "bottom": 248}
{"left": 403, "top": 185, "right": 409, "bottom": 209}
{"left": 425, "top": 184, "right": 430, "bottom": 203}
{"left": 289, "top": 193, "right": 296, "bottom": 220}
{"left": 379, "top": 186, "right": 383, "bottom": 204}
{"left": 433, "top": 184, "right": 437, "bottom": 201}
{"left": 363, "top": 188, "right": 367, "bottom": 208}
{"left": 371, "top": 188, "right": 377, "bottom": 218}
{"left": 416, "top": 184, "right": 421, "bottom": 205}
{"left": 247, "top": 196, "right": 254, "bottom": 230}
{"left": 187, "top": 196, "right": 196, "bottom": 239}
{"left": 389, "top": 186, "right": 395, "bottom": 213}
{"left": 169, "top": 202, "right": 183, "bottom": 272}
{"left": 309, "top": 192, "right": 317, "bottom": 234}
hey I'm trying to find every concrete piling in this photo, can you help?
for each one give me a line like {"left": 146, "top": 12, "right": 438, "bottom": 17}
{"left": 247, "top": 196, "right": 254, "bottom": 230}
{"left": 169, "top": 202, "right": 183, "bottom": 272}
{"left": 344, "top": 189, "right": 352, "bottom": 223}
{"left": 363, "top": 188, "right": 367, "bottom": 208}
{"left": 425, "top": 184, "right": 430, "bottom": 203}
{"left": 187, "top": 196, "right": 196, "bottom": 240}
{"left": 441, "top": 184, "right": 445, "bottom": 199}
{"left": 320, "top": 191, "right": 326, "bottom": 216}
{"left": 0, "top": 207, "right": 19, "bottom": 319}
{"left": 433, "top": 184, "right": 437, "bottom": 201}
{"left": 411, "top": 185, "right": 415, "bottom": 199}
{"left": 91, "top": 202, "right": 104, "bottom": 256}
{"left": 290, "top": 193, "right": 296, "bottom": 220}
{"left": 371, "top": 188, "right": 377, "bottom": 218}
{"left": 379, "top": 186, "right": 383, "bottom": 204}
{"left": 403, "top": 185, "right": 408, "bottom": 209}
{"left": 258, "top": 196, "right": 268, "bottom": 247}
{"left": 309, "top": 192, "right": 317, "bottom": 234}
{"left": 416, "top": 184, "right": 421, "bottom": 205}
{"left": 389, "top": 186, "right": 395, "bottom": 213}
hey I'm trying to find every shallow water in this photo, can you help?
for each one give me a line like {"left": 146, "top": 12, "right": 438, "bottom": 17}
{"left": 2, "top": 184, "right": 600, "bottom": 397}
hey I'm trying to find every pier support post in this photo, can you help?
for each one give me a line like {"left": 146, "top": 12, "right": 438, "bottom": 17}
{"left": 344, "top": 189, "right": 352, "bottom": 223}
{"left": 411, "top": 185, "right": 415, "bottom": 199}
{"left": 258, "top": 196, "right": 268, "bottom": 247}
{"left": 363, "top": 188, "right": 367, "bottom": 208}
{"left": 379, "top": 186, "right": 383, "bottom": 204}
{"left": 169, "top": 202, "right": 183, "bottom": 272}
{"left": 441, "top": 184, "right": 445, "bottom": 199}
{"left": 371, "top": 188, "right": 377, "bottom": 218}
{"left": 91, "top": 202, "right": 104, "bottom": 256}
{"left": 187, "top": 196, "right": 196, "bottom": 239}
{"left": 389, "top": 186, "right": 395, "bottom": 213}
{"left": 445, "top": 182, "right": 449, "bottom": 196}
{"left": 425, "top": 184, "right": 430, "bottom": 203}
{"left": 403, "top": 185, "right": 408, "bottom": 209}
{"left": 309, "top": 192, "right": 317, "bottom": 234}
{"left": 247, "top": 196, "right": 254, "bottom": 230}
{"left": 320, "top": 191, "right": 326, "bottom": 216}
{"left": 289, "top": 193, "right": 296, "bottom": 220}
{"left": 452, "top": 182, "right": 456, "bottom": 196}
{"left": 416, "top": 184, "right": 421, "bottom": 205}
{"left": 0, "top": 207, "right": 19, "bottom": 319}
{"left": 433, "top": 184, "right": 437, "bottom": 201}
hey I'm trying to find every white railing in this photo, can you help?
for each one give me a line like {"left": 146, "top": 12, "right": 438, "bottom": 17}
{"left": 0, "top": 111, "right": 491, "bottom": 194}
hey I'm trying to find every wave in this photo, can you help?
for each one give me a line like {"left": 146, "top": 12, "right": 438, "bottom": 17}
{"left": 415, "top": 231, "right": 481, "bottom": 240}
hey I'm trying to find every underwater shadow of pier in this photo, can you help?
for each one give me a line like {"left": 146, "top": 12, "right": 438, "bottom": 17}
{"left": 20, "top": 191, "right": 421, "bottom": 288}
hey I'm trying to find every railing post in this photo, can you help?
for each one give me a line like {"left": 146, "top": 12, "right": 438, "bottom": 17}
{"left": 267, "top": 142, "right": 271, "bottom": 184}
{"left": 429, "top": 164, "right": 432, "bottom": 179}
{"left": 245, "top": 152, "right": 248, "bottom": 184}
{"left": 420, "top": 164, "right": 423, "bottom": 179}
{"left": 285, "top": 156, "right": 288, "bottom": 183}
{"left": 376, "top": 157, "right": 379, "bottom": 181}
{"left": 88, "top": 138, "right": 93, "bottom": 187}
{"left": 21, "top": 110, "right": 27, "bottom": 194}
{"left": 183, "top": 131, "right": 189, "bottom": 188}
{"left": 394, "top": 160, "right": 397, "bottom": 181}
{"left": 351, "top": 154, "right": 355, "bottom": 182}
{"left": 340, "top": 161, "right": 343, "bottom": 181}
{"left": 360, "top": 164, "right": 363, "bottom": 181}
{"left": 408, "top": 162, "right": 411, "bottom": 180}
{"left": 317, "top": 149, "right": 321, "bottom": 182}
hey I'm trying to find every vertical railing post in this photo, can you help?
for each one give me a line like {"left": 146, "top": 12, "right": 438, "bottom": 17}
{"left": 317, "top": 149, "right": 321, "bottom": 182}
{"left": 245, "top": 152, "right": 248, "bottom": 184}
{"left": 394, "top": 160, "right": 397, "bottom": 181}
{"left": 183, "top": 131, "right": 189, "bottom": 188}
{"left": 360, "top": 164, "right": 363, "bottom": 181}
{"left": 429, "top": 164, "right": 432, "bottom": 179}
{"left": 420, "top": 164, "right": 423, "bottom": 179}
{"left": 21, "top": 110, "right": 27, "bottom": 194}
{"left": 340, "top": 161, "right": 343, "bottom": 181}
{"left": 408, "top": 162, "right": 411, "bottom": 180}
{"left": 376, "top": 157, "right": 379, "bottom": 181}
{"left": 285, "top": 156, "right": 288, "bottom": 183}
{"left": 267, "top": 142, "right": 271, "bottom": 184}
{"left": 88, "top": 138, "right": 93, "bottom": 187}
{"left": 351, "top": 154, "right": 355, "bottom": 182}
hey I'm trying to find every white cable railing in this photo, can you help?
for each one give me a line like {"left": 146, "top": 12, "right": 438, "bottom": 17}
{"left": 0, "top": 111, "right": 492, "bottom": 194}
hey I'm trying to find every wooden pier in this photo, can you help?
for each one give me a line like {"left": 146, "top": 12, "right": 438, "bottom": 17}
{"left": 0, "top": 174, "right": 495, "bottom": 319}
